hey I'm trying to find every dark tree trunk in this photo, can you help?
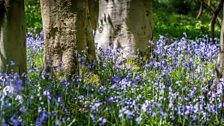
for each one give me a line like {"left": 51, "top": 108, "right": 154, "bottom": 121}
{"left": 211, "top": 0, "right": 223, "bottom": 44}
{"left": 0, "top": 0, "right": 26, "bottom": 75}
{"left": 88, "top": 0, "right": 99, "bottom": 31}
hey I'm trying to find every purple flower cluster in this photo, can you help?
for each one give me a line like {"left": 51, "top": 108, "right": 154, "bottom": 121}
{"left": 0, "top": 34, "right": 223, "bottom": 125}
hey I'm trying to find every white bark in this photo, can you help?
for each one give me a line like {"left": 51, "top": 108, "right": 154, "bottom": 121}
{"left": 0, "top": 0, "right": 26, "bottom": 75}
{"left": 95, "top": 0, "right": 153, "bottom": 58}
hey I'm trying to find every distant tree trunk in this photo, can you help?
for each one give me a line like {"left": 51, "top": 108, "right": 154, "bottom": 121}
{"left": 196, "top": 0, "right": 204, "bottom": 19}
{"left": 215, "top": 1, "right": 224, "bottom": 83}
{"left": 40, "top": 0, "right": 96, "bottom": 78}
{"left": 195, "top": 0, "right": 222, "bottom": 43}
{"left": 0, "top": 0, "right": 26, "bottom": 75}
{"left": 211, "top": 0, "right": 223, "bottom": 44}
{"left": 95, "top": 0, "right": 153, "bottom": 58}
{"left": 208, "top": 0, "right": 211, "bottom": 6}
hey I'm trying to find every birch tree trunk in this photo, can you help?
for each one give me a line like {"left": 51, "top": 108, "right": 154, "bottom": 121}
{"left": 0, "top": 0, "right": 26, "bottom": 75}
{"left": 40, "top": 0, "right": 96, "bottom": 77}
{"left": 95, "top": 0, "right": 153, "bottom": 58}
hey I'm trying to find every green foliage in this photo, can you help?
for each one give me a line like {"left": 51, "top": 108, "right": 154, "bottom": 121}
{"left": 153, "top": 0, "right": 199, "bottom": 15}
{"left": 153, "top": 9, "right": 221, "bottom": 40}
{"left": 25, "top": 0, "right": 42, "bottom": 34}
{"left": 169, "top": 0, "right": 199, "bottom": 14}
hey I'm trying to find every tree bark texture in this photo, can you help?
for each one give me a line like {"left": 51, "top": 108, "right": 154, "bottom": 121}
{"left": 40, "top": 0, "right": 96, "bottom": 76}
{"left": 216, "top": 1, "right": 224, "bottom": 82}
{"left": 88, "top": 0, "right": 99, "bottom": 31}
{"left": 95, "top": 0, "right": 153, "bottom": 58}
{"left": 0, "top": 0, "right": 26, "bottom": 75}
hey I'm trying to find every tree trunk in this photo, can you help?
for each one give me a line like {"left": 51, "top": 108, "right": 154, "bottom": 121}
{"left": 40, "top": 0, "right": 96, "bottom": 77}
{"left": 0, "top": 0, "right": 26, "bottom": 75}
{"left": 88, "top": 0, "right": 99, "bottom": 31}
{"left": 211, "top": 0, "right": 223, "bottom": 44}
{"left": 196, "top": 0, "right": 204, "bottom": 19}
{"left": 208, "top": 0, "right": 211, "bottom": 6}
{"left": 215, "top": 1, "right": 224, "bottom": 83}
{"left": 95, "top": 0, "right": 153, "bottom": 58}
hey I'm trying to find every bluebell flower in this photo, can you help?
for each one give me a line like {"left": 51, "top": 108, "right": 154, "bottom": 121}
{"left": 136, "top": 115, "right": 142, "bottom": 124}
{"left": 90, "top": 114, "right": 96, "bottom": 121}
{"left": 36, "top": 111, "right": 48, "bottom": 125}
{"left": 10, "top": 114, "right": 22, "bottom": 126}
{"left": 9, "top": 61, "right": 15, "bottom": 66}
{"left": 3, "top": 85, "right": 14, "bottom": 95}
{"left": 57, "top": 97, "right": 62, "bottom": 104}
{"left": 91, "top": 102, "right": 102, "bottom": 111}
{"left": 43, "top": 90, "right": 51, "bottom": 99}
{"left": 55, "top": 120, "right": 60, "bottom": 125}
{"left": 99, "top": 118, "right": 107, "bottom": 126}
{"left": 15, "top": 95, "right": 23, "bottom": 104}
